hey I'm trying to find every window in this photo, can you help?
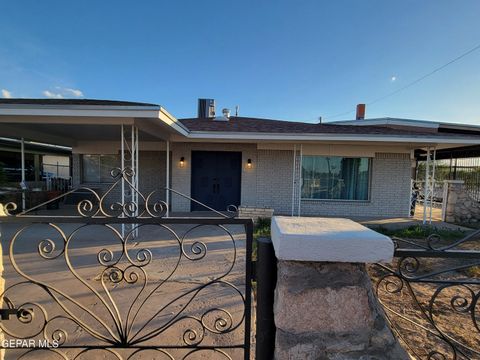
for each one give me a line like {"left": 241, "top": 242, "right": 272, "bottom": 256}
{"left": 82, "top": 155, "right": 119, "bottom": 183}
{"left": 301, "top": 156, "right": 370, "bottom": 200}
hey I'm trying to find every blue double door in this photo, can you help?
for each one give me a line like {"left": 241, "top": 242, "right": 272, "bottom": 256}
{"left": 191, "top": 151, "right": 242, "bottom": 211}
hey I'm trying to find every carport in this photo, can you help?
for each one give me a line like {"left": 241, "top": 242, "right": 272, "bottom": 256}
{"left": 0, "top": 99, "right": 188, "bottom": 215}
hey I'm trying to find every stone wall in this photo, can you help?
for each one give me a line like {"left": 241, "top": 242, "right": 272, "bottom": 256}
{"left": 238, "top": 206, "right": 274, "bottom": 221}
{"left": 445, "top": 180, "right": 480, "bottom": 224}
{"left": 274, "top": 261, "right": 408, "bottom": 359}
{"left": 0, "top": 210, "right": 5, "bottom": 360}
{"left": 270, "top": 216, "right": 409, "bottom": 359}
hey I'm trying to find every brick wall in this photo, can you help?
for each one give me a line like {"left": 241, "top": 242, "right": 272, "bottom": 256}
{"left": 250, "top": 150, "right": 411, "bottom": 218}
{"left": 72, "top": 154, "right": 81, "bottom": 187}
{"left": 300, "top": 152, "right": 411, "bottom": 217}
{"left": 255, "top": 150, "right": 294, "bottom": 214}
{"left": 73, "top": 145, "right": 411, "bottom": 218}
{"left": 71, "top": 151, "right": 168, "bottom": 205}
{"left": 138, "top": 151, "right": 167, "bottom": 199}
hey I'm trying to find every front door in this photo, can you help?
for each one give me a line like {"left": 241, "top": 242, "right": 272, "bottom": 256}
{"left": 191, "top": 151, "right": 242, "bottom": 211}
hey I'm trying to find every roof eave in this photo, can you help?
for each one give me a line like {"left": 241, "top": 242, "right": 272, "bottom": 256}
{"left": 185, "top": 131, "right": 480, "bottom": 145}
{"left": 0, "top": 104, "right": 162, "bottom": 117}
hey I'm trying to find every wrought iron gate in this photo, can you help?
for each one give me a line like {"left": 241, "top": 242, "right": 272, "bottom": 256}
{"left": 372, "top": 231, "right": 480, "bottom": 359}
{"left": 0, "top": 168, "right": 253, "bottom": 360}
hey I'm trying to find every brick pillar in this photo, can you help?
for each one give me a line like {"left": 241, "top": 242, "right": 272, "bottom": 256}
{"left": 271, "top": 216, "right": 409, "bottom": 359}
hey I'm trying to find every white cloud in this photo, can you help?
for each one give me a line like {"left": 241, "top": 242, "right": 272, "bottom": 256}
{"left": 64, "top": 88, "right": 83, "bottom": 97}
{"left": 1, "top": 89, "right": 12, "bottom": 98}
{"left": 44, "top": 87, "right": 84, "bottom": 98}
{"left": 391, "top": 76, "right": 397, "bottom": 82}
{"left": 43, "top": 90, "right": 64, "bottom": 99}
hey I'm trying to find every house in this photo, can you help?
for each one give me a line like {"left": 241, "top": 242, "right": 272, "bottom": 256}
{"left": 1, "top": 98, "right": 480, "bottom": 218}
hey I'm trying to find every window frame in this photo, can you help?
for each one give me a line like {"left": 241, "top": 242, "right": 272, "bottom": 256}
{"left": 81, "top": 154, "right": 120, "bottom": 184}
{"left": 300, "top": 156, "right": 372, "bottom": 202}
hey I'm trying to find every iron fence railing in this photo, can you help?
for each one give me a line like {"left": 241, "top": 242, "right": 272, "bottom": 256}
{"left": 0, "top": 168, "right": 254, "bottom": 360}
{"left": 372, "top": 231, "right": 480, "bottom": 359}
{"left": 417, "top": 158, "right": 480, "bottom": 201}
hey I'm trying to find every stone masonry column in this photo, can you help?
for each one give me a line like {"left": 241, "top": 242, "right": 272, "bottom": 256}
{"left": 271, "top": 216, "right": 409, "bottom": 360}
{"left": 444, "top": 180, "right": 465, "bottom": 223}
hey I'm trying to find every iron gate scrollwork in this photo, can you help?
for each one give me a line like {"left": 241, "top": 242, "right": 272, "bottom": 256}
{"left": 0, "top": 168, "right": 254, "bottom": 360}
{"left": 372, "top": 231, "right": 480, "bottom": 360}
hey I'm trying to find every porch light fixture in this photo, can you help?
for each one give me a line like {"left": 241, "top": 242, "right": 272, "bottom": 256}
{"left": 247, "top": 158, "right": 252, "bottom": 169}
{"left": 180, "top": 157, "right": 185, "bottom": 167}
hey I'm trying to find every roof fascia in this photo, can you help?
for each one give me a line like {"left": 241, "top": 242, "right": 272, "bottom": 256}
{"left": 330, "top": 118, "right": 440, "bottom": 129}
{"left": 0, "top": 105, "right": 162, "bottom": 118}
{"left": 184, "top": 131, "right": 480, "bottom": 145}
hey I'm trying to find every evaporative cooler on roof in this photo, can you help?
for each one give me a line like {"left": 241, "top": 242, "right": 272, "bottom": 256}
{"left": 197, "top": 98, "right": 215, "bottom": 118}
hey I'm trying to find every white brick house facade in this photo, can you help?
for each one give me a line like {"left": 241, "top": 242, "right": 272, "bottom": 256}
{"left": 2, "top": 99, "right": 479, "bottom": 221}
{"left": 72, "top": 142, "right": 412, "bottom": 218}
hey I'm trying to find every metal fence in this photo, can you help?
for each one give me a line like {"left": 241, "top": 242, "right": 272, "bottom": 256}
{"left": 0, "top": 169, "right": 254, "bottom": 360}
{"left": 371, "top": 231, "right": 480, "bottom": 359}
{"left": 417, "top": 158, "right": 480, "bottom": 201}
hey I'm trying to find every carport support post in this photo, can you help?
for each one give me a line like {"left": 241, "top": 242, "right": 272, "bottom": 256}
{"left": 166, "top": 140, "right": 170, "bottom": 217}
{"left": 0, "top": 223, "right": 4, "bottom": 360}
{"left": 423, "top": 146, "right": 430, "bottom": 224}
{"left": 21, "top": 137, "right": 25, "bottom": 211}
{"left": 121, "top": 125, "right": 125, "bottom": 236}
{"left": 430, "top": 148, "right": 437, "bottom": 224}
{"left": 291, "top": 144, "right": 296, "bottom": 216}
{"left": 298, "top": 144, "right": 303, "bottom": 217}
{"left": 132, "top": 125, "right": 139, "bottom": 237}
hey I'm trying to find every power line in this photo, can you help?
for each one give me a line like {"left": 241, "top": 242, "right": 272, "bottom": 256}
{"left": 324, "top": 42, "right": 480, "bottom": 121}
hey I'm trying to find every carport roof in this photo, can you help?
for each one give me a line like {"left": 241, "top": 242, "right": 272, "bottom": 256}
{"left": 0, "top": 98, "right": 188, "bottom": 146}
{"left": 0, "top": 98, "right": 160, "bottom": 107}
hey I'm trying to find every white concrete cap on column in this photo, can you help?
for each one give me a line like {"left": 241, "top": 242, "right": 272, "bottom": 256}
{"left": 271, "top": 216, "right": 394, "bottom": 263}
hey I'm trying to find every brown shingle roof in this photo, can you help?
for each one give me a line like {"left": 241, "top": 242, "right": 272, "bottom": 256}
{"left": 179, "top": 117, "right": 439, "bottom": 136}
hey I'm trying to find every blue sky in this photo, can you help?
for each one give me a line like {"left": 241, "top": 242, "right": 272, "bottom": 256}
{"left": 0, "top": 0, "right": 479, "bottom": 123}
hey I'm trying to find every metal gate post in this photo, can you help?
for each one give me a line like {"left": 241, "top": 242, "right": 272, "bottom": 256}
{"left": 256, "top": 237, "right": 277, "bottom": 360}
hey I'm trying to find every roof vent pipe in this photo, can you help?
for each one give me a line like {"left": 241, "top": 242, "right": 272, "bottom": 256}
{"left": 222, "top": 108, "right": 231, "bottom": 119}
{"left": 214, "top": 108, "right": 230, "bottom": 121}
{"left": 356, "top": 104, "right": 365, "bottom": 120}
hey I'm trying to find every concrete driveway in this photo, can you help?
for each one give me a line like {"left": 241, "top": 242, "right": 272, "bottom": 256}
{"left": 0, "top": 220, "right": 250, "bottom": 360}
